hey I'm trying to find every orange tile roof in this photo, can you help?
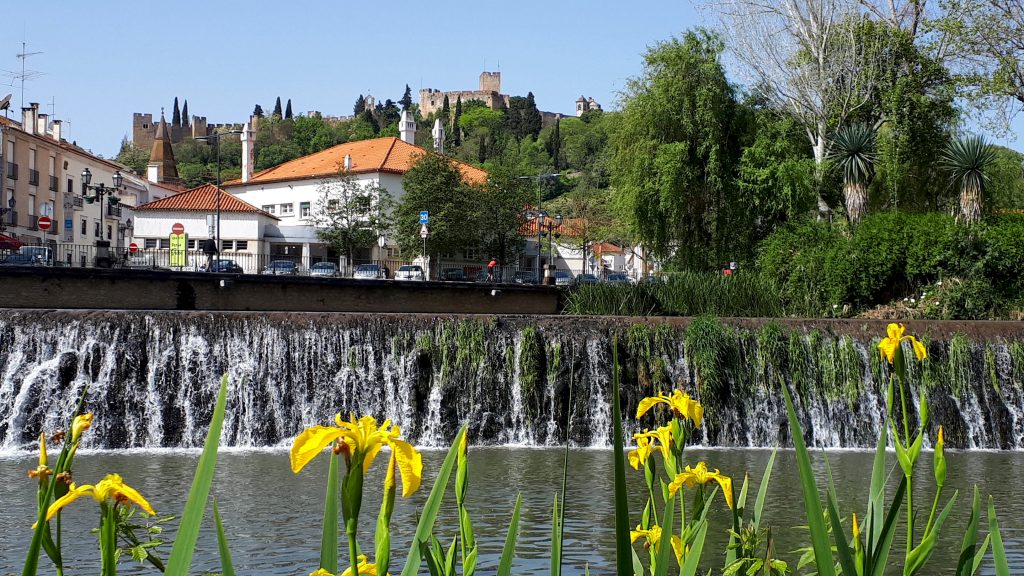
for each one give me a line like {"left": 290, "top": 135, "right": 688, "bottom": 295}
{"left": 135, "top": 183, "right": 278, "bottom": 219}
{"left": 225, "top": 137, "right": 488, "bottom": 187}
{"left": 519, "top": 216, "right": 586, "bottom": 238}
{"left": 592, "top": 241, "right": 624, "bottom": 255}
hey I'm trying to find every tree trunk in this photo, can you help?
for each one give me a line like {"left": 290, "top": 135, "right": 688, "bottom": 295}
{"left": 811, "top": 125, "right": 831, "bottom": 220}
{"left": 844, "top": 182, "right": 867, "bottom": 225}
{"left": 959, "top": 184, "right": 983, "bottom": 225}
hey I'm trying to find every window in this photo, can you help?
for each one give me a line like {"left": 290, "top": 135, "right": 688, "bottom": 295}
{"left": 67, "top": 178, "right": 73, "bottom": 193}
{"left": 145, "top": 238, "right": 158, "bottom": 249}
{"left": 80, "top": 219, "right": 86, "bottom": 235}
{"left": 235, "top": 240, "right": 248, "bottom": 251}
{"left": 188, "top": 239, "right": 198, "bottom": 250}
{"left": 262, "top": 204, "right": 275, "bottom": 214}
{"left": 94, "top": 221, "right": 101, "bottom": 238}
{"left": 300, "top": 202, "right": 311, "bottom": 217}
{"left": 280, "top": 203, "right": 294, "bottom": 215}
{"left": 107, "top": 225, "right": 112, "bottom": 240}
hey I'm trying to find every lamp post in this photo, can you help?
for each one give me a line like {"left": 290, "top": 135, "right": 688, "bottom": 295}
{"left": 81, "top": 168, "right": 124, "bottom": 267}
{"left": 118, "top": 217, "right": 134, "bottom": 255}
{"left": 0, "top": 196, "right": 14, "bottom": 233}
{"left": 546, "top": 213, "right": 562, "bottom": 279}
{"left": 518, "top": 173, "right": 560, "bottom": 284}
{"left": 195, "top": 130, "right": 243, "bottom": 253}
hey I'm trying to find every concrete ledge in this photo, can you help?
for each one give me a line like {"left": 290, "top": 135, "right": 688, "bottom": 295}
{"left": 0, "top": 267, "right": 560, "bottom": 314}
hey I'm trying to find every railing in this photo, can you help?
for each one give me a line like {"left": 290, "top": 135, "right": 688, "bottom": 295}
{"left": 73, "top": 196, "right": 83, "bottom": 208}
{"left": 47, "top": 222, "right": 59, "bottom": 235}
{"left": 28, "top": 169, "right": 39, "bottom": 186}
{"left": 6, "top": 162, "right": 17, "bottom": 180}
{"left": 49, "top": 175, "right": 58, "bottom": 191}
{"left": 28, "top": 215, "right": 38, "bottom": 230}
{"left": 6, "top": 211, "right": 17, "bottom": 227}
{"left": 107, "top": 205, "right": 122, "bottom": 218}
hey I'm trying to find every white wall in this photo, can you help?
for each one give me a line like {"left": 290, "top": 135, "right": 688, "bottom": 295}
{"left": 133, "top": 211, "right": 267, "bottom": 242}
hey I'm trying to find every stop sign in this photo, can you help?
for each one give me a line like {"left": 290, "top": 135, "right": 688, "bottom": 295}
{"left": 171, "top": 222, "right": 185, "bottom": 235}
{"left": 37, "top": 216, "right": 52, "bottom": 231}
{"left": 129, "top": 242, "right": 139, "bottom": 254}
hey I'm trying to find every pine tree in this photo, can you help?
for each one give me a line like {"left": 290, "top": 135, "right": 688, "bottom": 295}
{"left": 181, "top": 100, "right": 189, "bottom": 127}
{"left": 400, "top": 84, "right": 413, "bottom": 110}
{"left": 253, "top": 104, "right": 265, "bottom": 118}
{"left": 285, "top": 99, "right": 293, "bottom": 119}
{"left": 273, "top": 97, "right": 283, "bottom": 117}
{"left": 452, "top": 96, "right": 463, "bottom": 147}
{"left": 172, "top": 97, "right": 181, "bottom": 127}
{"left": 354, "top": 94, "right": 366, "bottom": 116}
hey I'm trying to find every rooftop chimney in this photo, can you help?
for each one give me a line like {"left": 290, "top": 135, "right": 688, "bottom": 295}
{"left": 22, "top": 107, "right": 34, "bottom": 135}
{"left": 241, "top": 120, "right": 255, "bottom": 183}
{"left": 51, "top": 120, "right": 62, "bottom": 142}
{"left": 399, "top": 110, "right": 416, "bottom": 145}
{"left": 36, "top": 113, "right": 48, "bottom": 136}
{"left": 343, "top": 154, "right": 352, "bottom": 171}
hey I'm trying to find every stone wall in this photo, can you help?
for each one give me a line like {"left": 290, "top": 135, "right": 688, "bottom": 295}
{"left": 0, "top": 267, "right": 560, "bottom": 314}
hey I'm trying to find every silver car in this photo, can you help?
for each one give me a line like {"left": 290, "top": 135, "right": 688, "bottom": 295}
{"left": 395, "top": 265, "right": 425, "bottom": 281}
{"left": 353, "top": 264, "right": 383, "bottom": 279}
{"left": 310, "top": 262, "right": 339, "bottom": 277}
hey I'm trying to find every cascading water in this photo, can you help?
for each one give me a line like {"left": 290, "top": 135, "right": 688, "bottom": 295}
{"left": 0, "top": 310, "right": 1022, "bottom": 451}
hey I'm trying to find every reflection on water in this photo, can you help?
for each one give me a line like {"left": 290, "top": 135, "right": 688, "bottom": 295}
{"left": 0, "top": 448, "right": 1021, "bottom": 575}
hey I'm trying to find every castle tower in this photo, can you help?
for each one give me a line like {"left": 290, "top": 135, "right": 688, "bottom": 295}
{"left": 576, "top": 95, "right": 587, "bottom": 117}
{"left": 399, "top": 109, "right": 416, "bottom": 145}
{"left": 479, "top": 71, "right": 501, "bottom": 93}
{"left": 241, "top": 119, "right": 256, "bottom": 183}
{"left": 147, "top": 113, "right": 179, "bottom": 184}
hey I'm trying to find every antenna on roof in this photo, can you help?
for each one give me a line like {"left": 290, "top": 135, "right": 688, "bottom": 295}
{"left": 0, "top": 94, "right": 11, "bottom": 112}
{"left": 14, "top": 42, "right": 43, "bottom": 110}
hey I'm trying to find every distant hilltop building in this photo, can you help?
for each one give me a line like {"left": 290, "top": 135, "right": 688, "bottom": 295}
{"left": 575, "top": 95, "right": 602, "bottom": 116}
{"left": 132, "top": 108, "right": 244, "bottom": 151}
{"left": 420, "top": 71, "right": 510, "bottom": 116}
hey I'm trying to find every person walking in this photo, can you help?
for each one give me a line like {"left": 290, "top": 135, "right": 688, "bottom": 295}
{"left": 487, "top": 259, "right": 497, "bottom": 282}
{"left": 203, "top": 238, "right": 218, "bottom": 272}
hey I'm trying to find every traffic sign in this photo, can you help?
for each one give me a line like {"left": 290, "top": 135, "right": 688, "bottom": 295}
{"left": 419, "top": 211, "right": 429, "bottom": 224}
{"left": 129, "top": 242, "right": 139, "bottom": 254}
{"left": 419, "top": 224, "right": 429, "bottom": 239}
{"left": 37, "top": 216, "right": 52, "bottom": 231}
{"left": 171, "top": 222, "right": 185, "bottom": 235}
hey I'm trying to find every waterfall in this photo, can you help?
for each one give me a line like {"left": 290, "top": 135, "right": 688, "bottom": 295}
{"left": 0, "top": 311, "right": 1022, "bottom": 451}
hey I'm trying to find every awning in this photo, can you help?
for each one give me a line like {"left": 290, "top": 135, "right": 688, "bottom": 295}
{"left": 0, "top": 233, "right": 22, "bottom": 250}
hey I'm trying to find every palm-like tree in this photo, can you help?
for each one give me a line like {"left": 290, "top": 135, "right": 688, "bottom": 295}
{"left": 940, "top": 135, "right": 997, "bottom": 225}
{"left": 829, "top": 124, "right": 876, "bottom": 225}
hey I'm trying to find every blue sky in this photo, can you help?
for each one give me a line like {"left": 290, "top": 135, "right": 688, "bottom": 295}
{"left": 1, "top": 0, "right": 1019, "bottom": 159}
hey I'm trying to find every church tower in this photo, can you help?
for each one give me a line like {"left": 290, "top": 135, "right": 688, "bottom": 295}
{"left": 146, "top": 113, "right": 180, "bottom": 184}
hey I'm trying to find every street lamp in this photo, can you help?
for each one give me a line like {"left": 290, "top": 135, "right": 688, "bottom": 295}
{"left": 0, "top": 196, "right": 14, "bottom": 233}
{"left": 118, "top": 217, "right": 134, "bottom": 253}
{"left": 546, "top": 213, "right": 563, "bottom": 274}
{"left": 81, "top": 168, "right": 124, "bottom": 267}
{"left": 518, "top": 173, "right": 560, "bottom": 283}
{"left": 195, "top": 130, "right": 243, "bottom": 253}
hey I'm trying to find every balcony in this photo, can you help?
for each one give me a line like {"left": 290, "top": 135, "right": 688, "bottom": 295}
{"left": 28, "top": 169, "right": 39, "bottom": 186}
{"left": 106, "top": 204, "right": 122, "bottom": 218}
{"left": 73, "top": 196, "right": 83, "bottom": 208}
{"left": 49, "top": 175, "right": 58, "bottom": 191}
{"left": 28, "top": 215, "right": 38, "bottom": 230}
{"left": 47, "top": 221, "right": 59, "bottom": 235}
{"left": 6, "top": 162, "right": 17, "bottom": 180}
{"left": 5, "top": 210, "right": 16, "bottom": 227}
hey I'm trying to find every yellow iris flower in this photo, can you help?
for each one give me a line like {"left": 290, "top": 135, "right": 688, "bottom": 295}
{"left": 290, "top": 414, "right": 422, "bottom": 497}
{"left": 45, "top": 473, "right": 154, "bottom": 521}
{"left": 309, "top": 555, "right": 383, "bottom": 576}
{"left": 71, "top": 413, "right": 94, "bottom": 443}
{"left": 668, "top": 462, "right": 734, "bottom": 509}
{"left": 28, "top": 432, "right": 51, "bottom": 480}
{"left": 636, "top": 390, "right": 704, "bottom": 428}
{"left": 629, "top": 425, "right": 672, "bottom": 470}
{"left": 878, "top": 323, "right": 927, "bottom": 364}
{"left": 630, "top": 524, "right": 683, "bottom": 563}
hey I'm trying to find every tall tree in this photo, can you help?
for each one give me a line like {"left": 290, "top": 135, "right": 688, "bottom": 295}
{"left": 354, "top": 94, "right": 366, "bottom": 116}
{"left": 452, "top": 96, "right": 463, "bottom": 147}
{"left": 829, "top": 123, "right": 877, "bottom": 224}
{"left": 253, "top": 104, "right": 265, "bottom": 118}
{"left": 474, "top": 168, "right": 531, "bottom": 265}
{"left": 395, "top": 153, "right": 478, "bottom": 260}
{"left": 609, "top": 29, "right": 741, "bottom": 269}
{"left": 523, "top": 92, "right": 543, "bottom": 138}
{"left": 708, "top": 0, "right": 880, "bottom": 214}
{"left": 172, "top": 97, "right": 181, "bottom": 127}
{"left": 285, "top": 99, "right": 293, "bottom": 119}
{"left": 181, "top": 100, "right": 189, "bottom": 127}
{"left": 546, "top": 118, "right": 562, "bottom": 170}
{"left": 273, "top": 97, "right": 283, "bottom": 118}
{"left": 399, "top": 84, "right": 413, "bottom": 111}
{"left": 941, "top": 135, "right": 998, "bottom": 225}
{"left": 440, "top": 95, "right": 451, "bottom": 123}
{"left": 312, "top": 173, "right": 395, "bottom": 267}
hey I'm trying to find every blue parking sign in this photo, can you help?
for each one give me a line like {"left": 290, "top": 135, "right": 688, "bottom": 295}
{"left": 419, "top": 211, "right": 429, "bottom": 224}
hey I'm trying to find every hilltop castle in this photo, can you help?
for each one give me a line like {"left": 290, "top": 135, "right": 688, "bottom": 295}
{"left": 420, "top": 71, "right": 510, "bottom": 117}
{"left": 132, "top": 110, "right": 244, "bottom": 151}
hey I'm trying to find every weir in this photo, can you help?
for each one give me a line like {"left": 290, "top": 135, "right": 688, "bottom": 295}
{"left": 1, "top": 310, "right": 1022, "bottom": 451}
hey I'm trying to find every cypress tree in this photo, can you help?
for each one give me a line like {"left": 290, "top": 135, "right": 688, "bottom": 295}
{"left": 253, "top": 104, "right": 264, "bottom": 118}
{"left": 400, "top": 84, "right": 413, "bottom": 110}
{"left": 285, "top": 99, "right": 293, "bottom": 119}
{"left": 354, "top": 94, "right": 366, "bottom": 116}
{"left": 441, "top": 95, "right": 450, "bottom": 122}
{"left": 172, "top": 97, "right": 181, "bottom": 127}
{"left": 524, "top": 92, "right": 542, "bottom": 137}
{"left": 273, "top": 97, "right": 283, "bottom": 117}
{"left": 453, "top": 96, "right": 462, "bottom": 147}
{"left": 181, "top": 100, "right": 189, "bottom": 127}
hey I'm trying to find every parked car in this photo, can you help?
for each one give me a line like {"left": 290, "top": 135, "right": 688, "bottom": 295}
{"left": 639, "top": 274, "right": 668, "bottom": 284}
{"left": 353, "top": 264, "right": 383, "bottom": 279}
{"left": 261, "top": 260, "right": 299, "bottom": 275}
{"left": 440, "top": 268, "right": 466, "bottom": 282}
{"left": 0, "top": 253, "right": 45, "bottom": 266}
{"left": 395, "top": 265, "right": 425, "bottom": 281}
{"left": 513, "top": 270, "right": 539, "bottom": 284}
{"left": 554, "top": 270, "right": 575, "bottom": 286}
{"left": 310, "top": 262, "right": 340, "bottom": 277}
{"left": 124, "top": 255, "right": 163, "bottom": 270}
{"left": 576, "top": 273, "right": 599, "bottom": 285}
{"left": 202, "top": 259, "right": 244, "bottom": 274}
{"left": 606, "top": 273, "right": 632, "bottom": 284}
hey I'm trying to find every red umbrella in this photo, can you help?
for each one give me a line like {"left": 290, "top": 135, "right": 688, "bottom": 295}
{"left": 0, "top": 233, "right": 22, "bottom": 250}
{"left": 488, "top": 259, "right": 497, "bottom": 268}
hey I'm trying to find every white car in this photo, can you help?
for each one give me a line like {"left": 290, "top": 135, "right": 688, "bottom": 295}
{"left": 394, "top": 265, "right": 425, "bottom": 281}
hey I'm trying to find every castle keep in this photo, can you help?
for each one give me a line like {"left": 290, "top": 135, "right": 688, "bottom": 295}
{"left": 419, "top": 71, "right": 511, "bottom": 116}
{"left": 132, "top": 111, "right": 243, "bottom": 151}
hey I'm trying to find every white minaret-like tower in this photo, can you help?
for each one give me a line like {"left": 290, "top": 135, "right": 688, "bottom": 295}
{"left": 432, "top": 118, "right": 445, "bottom": 154}
{"left": 241, "top": 120, "right": 256, "bottom": 183}
{"left": 399, "top": 110, "right": 416, "bottom": 145}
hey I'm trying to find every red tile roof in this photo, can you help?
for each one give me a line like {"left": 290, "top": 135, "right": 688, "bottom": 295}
{"left": 134, "top": 183, "right": 278, "bottom": 218}
{"left": 225, "top": 137, "right": 488, "bottom": 187}
{"left": 519, "top": 216, "right": 586, "bottom": 238}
